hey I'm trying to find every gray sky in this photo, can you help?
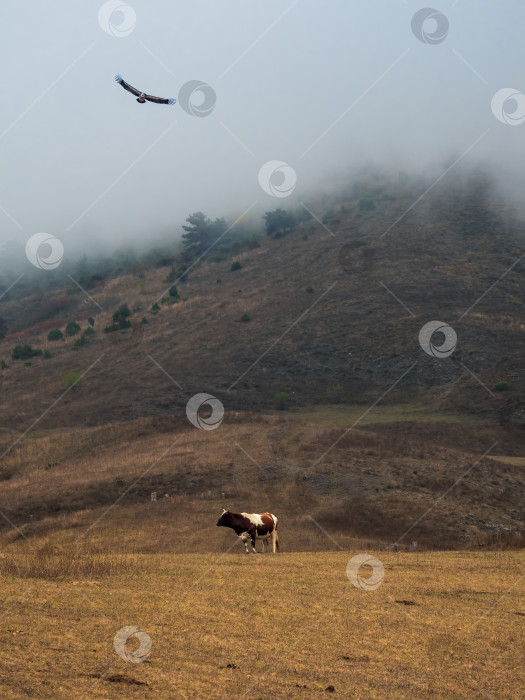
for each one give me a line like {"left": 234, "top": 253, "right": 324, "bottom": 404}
{"left": 2, "top": 0, "right": 525, "bottom": 261}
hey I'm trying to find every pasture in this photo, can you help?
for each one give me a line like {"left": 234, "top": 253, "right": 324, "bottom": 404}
{"left": 0, "top": 549, "right": 523, "bottom": 698}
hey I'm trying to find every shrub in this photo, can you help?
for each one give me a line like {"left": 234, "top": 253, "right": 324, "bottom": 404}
{"left": 47, "top": 328, "right": 64, "bottom": 341}
{"left": 162, "top": 286, "right": 180, "bottom": 304}
{"left": 112, "top": 304, "right": 131, "bottom": 327}
{"left": 83, "top": 327, "right": 95, "bottom": 336}
{"left": 240, "top": 312, "right": 251, "bottom": 323}
{"left": 216, "top": 278, "right": 222, "bottom": 284}
{"left": 0, "top": 360, "right": 7, "bottom": 369}
{"left": 103, "top": 322, "right": 121, "bottom": 333}
{"left": 43, "top": 350, "right": 52, "bottom": 359}
{"left": 65, "top": 321, "right": 81, "bottom": 337}
{"left": 306, "top": 286, "right": 314, "bottom": 294}
{"left": 141, "top": 317, "right": 148, "bottom": 324}
{"left": 0, "top": 317, "right": 7, "bottom": 339}
{"left": 12, "top": 344, "right": 43, "bottom": 361}
{"left": 88, "top": 316, "right": 95, "bottom": 327}
{"left": 63, "top": 371, "right": 84, "bottom": 389}
{"left": 73, "top": 336, "right": 88, "bottom": 349}
{"left": 164, "top": 268, "right": 177, "bottom": 283}
{"left": 105, "top": 304, "right": 132, "bottom": 332}
{"left": 493, "top": 381, "right": 511, "bottom": 392}
{"left": 263, "top": 209, "right": 297, "bottom": 236}
{"left": 275, "top": 391, "right": 290, "bottom": 410}
{"left": 151, "top": 303, "right": 160, "bottom": 315}
{"left": 165, "top": 264, "right": 188, "bottom": 283}
{"left": 230, "top": 261, "right": 242, "bottom": 272}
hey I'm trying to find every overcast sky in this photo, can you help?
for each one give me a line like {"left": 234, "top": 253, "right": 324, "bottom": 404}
{"left": 1, "top": 0, "right": 525, "bottom": 261}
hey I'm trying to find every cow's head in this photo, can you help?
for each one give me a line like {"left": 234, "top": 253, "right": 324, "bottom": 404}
{"left": 216, "top": 508, "right": 231, "bottom": 527}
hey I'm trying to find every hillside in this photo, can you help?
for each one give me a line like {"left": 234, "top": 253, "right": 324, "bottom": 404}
{"left": 0, "top": 171, "right": 524, "bottom": 549}
{"left": 0, "top": 172, "right": 524, "bottom": 427}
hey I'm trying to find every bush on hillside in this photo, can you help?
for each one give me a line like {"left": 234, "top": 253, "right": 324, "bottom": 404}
{"left": 47, "top": 328, "right": 64, "bottom": 341}
{"left": 65, "top": 321, "right": 81, "bottom": 337}
{"left": 263, "top": 208, "right": 297, "bottom": 237}
{"left": 105, "top": 304, "right": 131, "bottom": 332}
{"left": 12, "top": 344, "right": 43, "bottom": 361}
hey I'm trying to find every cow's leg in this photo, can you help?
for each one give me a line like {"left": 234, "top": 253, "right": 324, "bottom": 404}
{"left": 251, "top": 535, "right": 257, "bottom": 553}
{"left": 272, "top": 528, "right": 279, "bottom": 553}
{"left": 240, "top": 534, "right": 250, "bottom": 553}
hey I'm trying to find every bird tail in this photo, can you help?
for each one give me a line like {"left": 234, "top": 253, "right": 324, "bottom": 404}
{"left": 115, "top": 74, "right": 122, "bottom": 83}
{"left": 167, "top": 98, "right": 176, "bottom": 105}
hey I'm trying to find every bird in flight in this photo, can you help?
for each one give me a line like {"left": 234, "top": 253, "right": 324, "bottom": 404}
{"left": 115, "top": 74, "right": 176, "bottom": 105}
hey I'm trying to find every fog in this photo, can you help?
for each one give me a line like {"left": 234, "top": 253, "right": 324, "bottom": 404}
{"left": 1, "top": 0, "right": 525, "bottom": 263}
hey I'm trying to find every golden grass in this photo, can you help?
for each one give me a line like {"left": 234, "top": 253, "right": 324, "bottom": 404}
{"left": 0, "top": 551, "right": 522, "bottom": 698}
{"left": 490, "top": 456, "right": 525, "bottom": 467}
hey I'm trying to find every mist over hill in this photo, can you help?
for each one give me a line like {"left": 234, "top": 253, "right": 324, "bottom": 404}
{"left": 0, "top": 168, "right": 524, "bottom": 429}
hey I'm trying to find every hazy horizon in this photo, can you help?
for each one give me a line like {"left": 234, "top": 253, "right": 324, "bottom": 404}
{"left": 2, "top": 1, "right": 525, "bottom": 265}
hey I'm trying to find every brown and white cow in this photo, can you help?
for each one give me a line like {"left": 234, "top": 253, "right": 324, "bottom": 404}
{"left": 216, "top": 508, "right": 280, "bottom": 553}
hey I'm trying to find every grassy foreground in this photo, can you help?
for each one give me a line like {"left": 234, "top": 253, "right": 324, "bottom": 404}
{"left": 0, "top": 550, "right": 523, "bottom": 699}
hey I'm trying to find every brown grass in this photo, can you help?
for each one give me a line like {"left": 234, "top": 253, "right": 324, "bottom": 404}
{"left": 0, "top": 544, "right": 144, "bottom": 579}
{"left": 0, "top": 414, "right": 523, "bottom": 552}
{"left": 0, "top": 550, "right": 522, "bottom": 698}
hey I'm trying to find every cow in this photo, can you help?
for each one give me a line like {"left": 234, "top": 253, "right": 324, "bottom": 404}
{"left": 216, "top": 508, "right": 280, "bottom": 553}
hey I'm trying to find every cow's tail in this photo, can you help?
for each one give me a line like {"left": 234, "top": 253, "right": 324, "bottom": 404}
{"left": 272, "top": 514, "right": 280, "bottom": 553}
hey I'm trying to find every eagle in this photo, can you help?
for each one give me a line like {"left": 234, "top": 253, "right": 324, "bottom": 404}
{"left": 114, "top": 74, "right": 176, "bottom": 105}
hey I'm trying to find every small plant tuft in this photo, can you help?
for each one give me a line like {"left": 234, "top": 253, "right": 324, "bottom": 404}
{"left": 274, "top": 391, "right": 290, "bottom": 410}
{"left": 63, "top": 371, "right": 84, "bottom": 389}
{"left": 493, "top": 381, "right": 511, "bottom": 392}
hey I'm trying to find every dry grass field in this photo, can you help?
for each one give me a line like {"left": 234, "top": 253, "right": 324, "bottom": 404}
{"left": 0, "top": 412, "right": 523, "bottom": 552}
{"left": 0, "top": 550, "right": 523, "bottom": 699}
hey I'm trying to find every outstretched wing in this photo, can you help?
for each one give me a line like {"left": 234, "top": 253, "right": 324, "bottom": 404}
{"left": 115, "top": 74, "right": 142, "bottom": 98}
{"left": 144, "top": 94, "right": 176, "bottom": 105}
